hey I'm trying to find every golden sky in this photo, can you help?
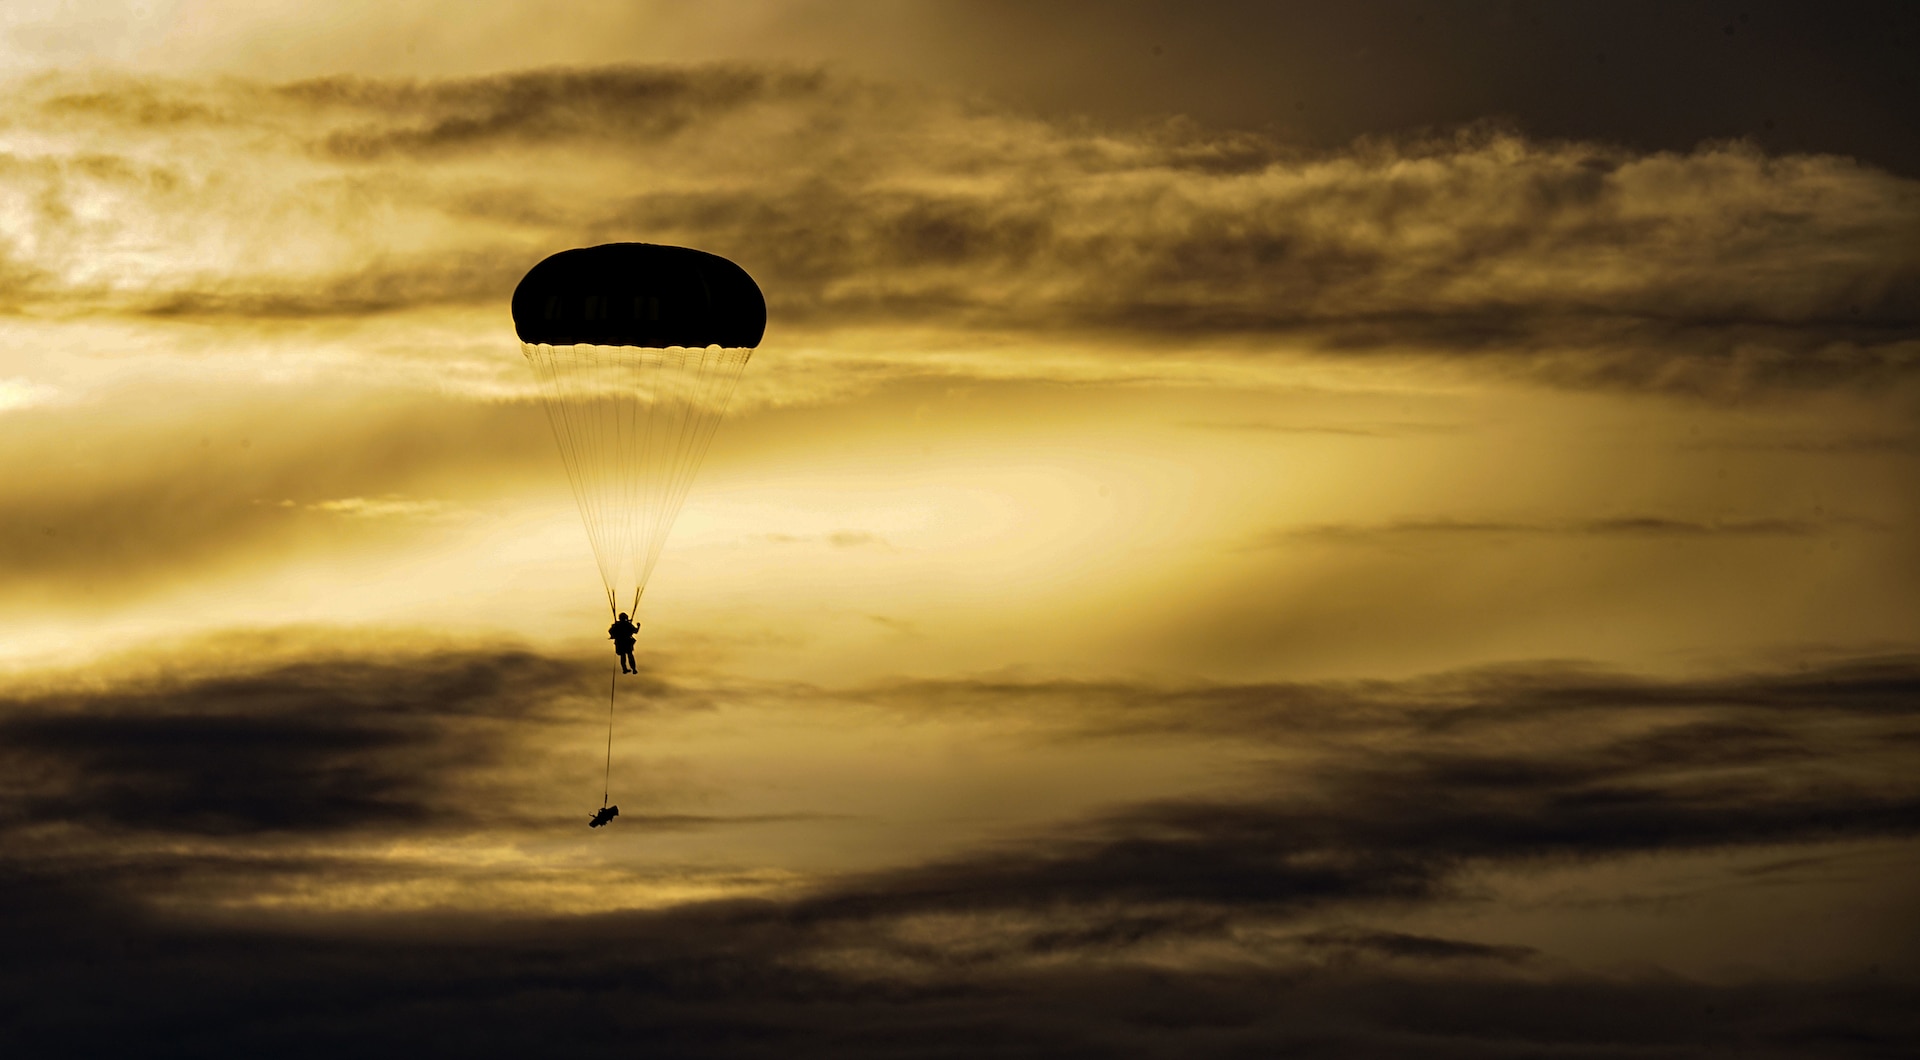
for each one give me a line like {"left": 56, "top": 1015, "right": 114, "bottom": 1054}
{"left": 2, "top": 2, "right": 1918, "bottom": 1054}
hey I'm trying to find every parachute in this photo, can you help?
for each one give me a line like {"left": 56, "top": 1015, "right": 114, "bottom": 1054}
{"left": 514, "top": 243, "right": 764, "bottom": 819}
{"left": 513, "top": 243, "right": 765, "bottom": 615}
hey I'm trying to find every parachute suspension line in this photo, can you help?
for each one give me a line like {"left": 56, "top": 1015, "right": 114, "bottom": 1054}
{"left": 531, "top": 345, "right": 619, "bottom": 598}
{"left": 529, "top": 346, "right": 599, "bottom": 580}
{"left": 637, "top": 348, "right": 751, "bottom": 589}
{"left": 530, "top": 344, "right": 612, "bottom": 598}
{"left": 604, "top": 662, "right": 617, "bottom": 807}
{"left": 523, "top": 343, "right": 752, "bottom": 612}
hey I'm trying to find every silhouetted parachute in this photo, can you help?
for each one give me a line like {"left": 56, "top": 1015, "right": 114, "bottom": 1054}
{"left": 514, "top": 243, "right": 765, "bottom": 616}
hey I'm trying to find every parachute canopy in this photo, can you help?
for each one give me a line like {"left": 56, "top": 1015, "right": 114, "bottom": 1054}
{"left": 516, "top": 243, "right": 763, "bottom": 615}
{"left": 512, "top": 243, "right": 766, "bottom": 349}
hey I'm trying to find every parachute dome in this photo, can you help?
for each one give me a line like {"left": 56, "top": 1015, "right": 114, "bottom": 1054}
{"left": 512, "top": 243, "right": 766, "bottom": 349}
{"left": 516, "top": 243, "right": 763, "bottom": 615}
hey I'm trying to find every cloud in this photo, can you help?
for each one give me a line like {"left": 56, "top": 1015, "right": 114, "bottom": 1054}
{"left": 3, "top": 66, "right": 1916, "bottom": 393}
{"left": 1183, "top": 418, "right": 1460, "bottom": 437}
{"left": 620, "top": 812, "right": 853, "bottom": 831}
{"left": 305, "top": 494, "right": 460, "bottom": 520}
{"left": 1293, "top": 927, "right": 1537, "bottom": 965}
{"left": 567, "top": 654, "right": 1920, "bottom": 930}
{"left": 0, "top": 641, "right": 1916, "bottom": 1053}
{"left": 0, "top": 647, "right": 584, "bottom": 836}
{"left": 1263, "top": 514, "right": 1845, "bottom": 547}
{"left": 1689, "top": 432, "right": 1920, "bottom": 455}
{"left": 4, "top": 872, "right": 1912, "bottom": 1060}
{"left": 776, "top": 742, "right": 1918, "bottom": 929}
{"left": 846, "top": 653, "right": 1920, "bottom": 741}
{"left": 826, "top": 530, "right": 882, "bottom": 549}
{"left": 8, "top": 642, "right": 1912, "bottom": 879}
{"left": 284, "top": 65, "right": 836, "bottom": 159}
{"left": 754, "top": 529, "right": 889, "bottom": 549}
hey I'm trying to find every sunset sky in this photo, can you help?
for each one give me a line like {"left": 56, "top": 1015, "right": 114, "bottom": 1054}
{"left": 3, "top": 2, "right": 1918, "bottom": 1055}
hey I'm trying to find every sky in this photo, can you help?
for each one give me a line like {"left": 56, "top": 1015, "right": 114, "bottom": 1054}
{"left": 1, "top": 2, "right": 1917, "bottom": 1055}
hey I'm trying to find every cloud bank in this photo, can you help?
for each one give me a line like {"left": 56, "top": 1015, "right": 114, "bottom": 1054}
{"left": 3, "top": 65, "right": 1917, "bottom": 392}
{"left": 1, "top": 641, "right": 1915, "bottom": 1054}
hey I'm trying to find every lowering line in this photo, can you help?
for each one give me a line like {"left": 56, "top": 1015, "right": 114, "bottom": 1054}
{"left": 603, "top": 663, "right": 617, "bottom": 808}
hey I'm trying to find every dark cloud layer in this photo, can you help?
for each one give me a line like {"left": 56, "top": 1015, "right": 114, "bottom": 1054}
{"left": 3, "top": 900, "right": 1913, "bottom": 1059}
{"left": 849, "top": 653, "right": 1920, "bottom": 741}
{"left": 281, "top": 65, "right": 836, "bottom": 160}
{"left": 579, "top": 137, "right": 1920, "bottom": 389}
{"left": 1, "top": 645, "right": 1915, "bottom": 1054}
{"left": 857, "top": 0, "right": 1920, "bottom": 178}
{"left": 7, "top": 66, "right": 1917, "bottom": 393}
{"left": 800, "top": 660, "right": 1920, "bottom": 929}
{"left": 0, "top": 649, "right": 584, "bottom": 836}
